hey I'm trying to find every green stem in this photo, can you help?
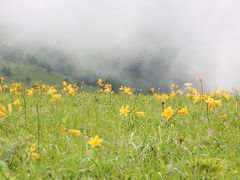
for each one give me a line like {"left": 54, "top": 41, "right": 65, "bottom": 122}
{"left": 21, "top": 92, "right": 27, "bottom": 125}
{"left": 36, "top": 105, "right": 40, "bottom": 152}
{"left": 206, "top": 103, "right": 210, "bottom": 121}
{"left": 133, "top": 89, "right": 141, "bottom": 110}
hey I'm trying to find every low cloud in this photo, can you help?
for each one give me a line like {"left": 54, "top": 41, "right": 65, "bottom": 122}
{"left": 0, "top": 0, "right": 240, "bottom": 90}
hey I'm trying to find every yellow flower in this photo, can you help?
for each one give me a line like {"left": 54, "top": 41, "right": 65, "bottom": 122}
{"left": 31, "top": 153, "right": 40, "bottom": 160}
{"left": 135, "top": 111, "right": 145, "bottom": 117}
{"left": 97, "top": 79, "right": 104, "bottom": 87}
{"left": 104, "top": 83, "right": 112, "bottom": 93}
{"left": 9, "top": 88, "right": 14, "bottom": 94}
{"left": 211, "top": 91, "right": 219, "bottom": 97}
{"left": 154, "top": 93, "right": 169, "bottom": 101}
{"left": 65, "top": 84, "right": 79, "bottom": 96}
{"left": 223, "top": 93, "right": 230, "bottom": 100}
{"left": 162, "top": 106, "right": 174, "bottom": 120}
{"left": 206, "top": 97, "right": 222, "bottom": 110}
{"left": 30, "top": 143, "right": 37, "bottom": 152}
{"left": 0, "top": 76, "right": 4, "bottom": 83}
{"left": 206, "top": 97, "right": 216, "bottom": 110}
{"left": 191, "top": 88, "right": 198, "bottom": 95}
{"left": 28, "top": 143, "right": 40, "bottom": 160}
{"left": 41, "top": 84, "right": 48, "bottom": 92}
{"left": 161, "top": 94, "right": 169, "bottom": 101}
{"left": 123, "top": 87, "right": 134, "bottom": 96}
{"left": 177, "top": 107, "right": 189, "bottom": 115}
{"left": 150, "top": 87, "right": 155, "bottom": 94}
{"left": 119, "top": 106, "right": 130, "bottom": 116}
{"left": 26, "top": 88, "right": 35, "bottom": 96}
{"left": 47, "top": 86, "right": 58, "bottom": 95}
{"left": 62, "top": 81, "right": 68, "bottom": 87}
{"left": 0, "top": 106, "right": 7, "bottom": 119}
{"left": 13, "top": 98, "right": 21, "bottom": 106}
{"left": 215, "top": 99, "right": 222, "bottom": 107}
{"left": 193, "top": 94, "right": 201, "bottom": 103}
{"left": 176, "top": 90, "right": 183, "bottom": 95}
{"left": 69, "top": 129, "right": 81, "bottom": 137}
{"left": 8, "top": 103, "right": 12, "bottom": 115}
{"left": 171, "top": 84, "right": 178, "bottom": 90}
{"left": 169, "top": 91, "right": 176, "bottom": 97}
{"left": 153, "top": 93, "right": 161, "bottom": 100}
{"left": 49, "top": 94, "right": 61, "bottom": 103}
{"left": 88, "top": 135, "right": 103, "bottom": 148}
{"left": 10, "top": 82, "right": 23, "bottom": 94}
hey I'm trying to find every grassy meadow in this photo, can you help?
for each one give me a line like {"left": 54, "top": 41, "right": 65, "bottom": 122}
{"left": 1, "top": 77, "right": 240, "bottom": 179}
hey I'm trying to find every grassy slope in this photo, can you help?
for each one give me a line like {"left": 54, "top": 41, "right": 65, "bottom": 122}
{"left": 0, "top": 84, "right": 240, "bottom": 178}
{"left": 0, "top": 58, "right": 72, "bottom": 85}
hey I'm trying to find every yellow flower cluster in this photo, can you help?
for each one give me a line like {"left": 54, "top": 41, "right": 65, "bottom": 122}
{"left": 27, "top": 143, "right": 40, "bottom": 160}
{"left": 171, "top": 83, "right": 179, "bottom": 90}
{"left": 210, "top": 90, "right": 231, "bottom": 101}
{"left": 104, "top": 83, "right": 112, "bottom": 93}
{"left": 152, "top": 84, "right": 182, "bottom": 102}
{"left": 177, "top": 106, "right": 189, "bottom": 115}
{"left": 119, "top": 106, "right": 145, "bottom": 118}
{"left": 26, "top": 87, "right": 36, "bottom": 96}
{"left": 97, "top": 79, "right": 104, "bottom": 87}
{"left": 162, "top": 106, "right": 190, "bottom": 120}
{"left": 205, "top": 97, "right": 222, "bottom": 110}
{"left": 61, "top": 128, "right": 81, "bottom": 137}
{"left": 48, "top": 86, "right": 58, "bottom": 95}
{"left": 154, "top": 93, "right": 169, "bottom": 102}
{"left": 186, "top": 85, "right": 198, "bottom": 97}
{"left": 119, "top": 86, "right": 135, "bottom": 95}
{"left": 10, "top": 83, "right": 23, "bottom": 95}
{"left": 63, "top": 81, "right": 79, "bottom": 96}
{"left": 48, "top": 86, "right": 61, "bottom": 103}
{"left": 97, "top": 78, "right": 113, "bottom": 93}
{"left": 50, "top": 94, "right": 62, "bottom": 103}
{"left": 61, "top": 128, "right": 103, "bottom": 148}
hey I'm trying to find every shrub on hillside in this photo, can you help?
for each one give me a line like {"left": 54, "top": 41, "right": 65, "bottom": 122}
{"left": 1, "top": 66, "right": 12, "bottom": 77}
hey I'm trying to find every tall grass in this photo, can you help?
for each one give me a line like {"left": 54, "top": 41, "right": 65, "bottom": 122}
{"left": 0, "top": 79, "right": 240, "bottom": 179}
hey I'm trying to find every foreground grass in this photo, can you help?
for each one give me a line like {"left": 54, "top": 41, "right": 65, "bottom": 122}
{"left": 1, "top": 81, "right": 240, "bottom": 179}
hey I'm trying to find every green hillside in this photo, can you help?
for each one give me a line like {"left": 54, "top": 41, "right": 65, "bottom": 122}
{"left": 0, "top": 58, "right": 72, "bottom": 85}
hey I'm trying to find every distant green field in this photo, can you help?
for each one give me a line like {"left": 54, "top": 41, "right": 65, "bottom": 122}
{"left": 0, "top": 58, "right": 72, "bottom": 85}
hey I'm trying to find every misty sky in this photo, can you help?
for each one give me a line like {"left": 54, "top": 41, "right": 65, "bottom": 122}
{"left": 0, "top": 0, "right": 240, "bottom": 89}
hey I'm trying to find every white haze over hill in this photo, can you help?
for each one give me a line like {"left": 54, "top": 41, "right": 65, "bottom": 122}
{"left": 0, "top": 0, "right": 240, "bottom": 90}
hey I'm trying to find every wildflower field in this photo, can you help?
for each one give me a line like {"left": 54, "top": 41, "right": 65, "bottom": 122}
{"left": 1, "top": 77, "right": 240, "bottom": 179}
